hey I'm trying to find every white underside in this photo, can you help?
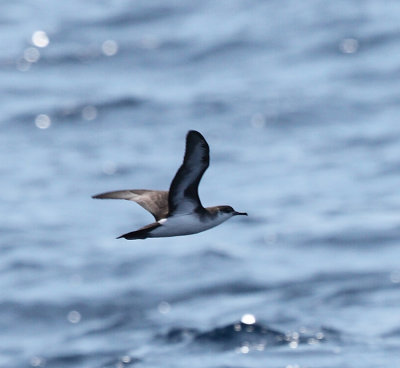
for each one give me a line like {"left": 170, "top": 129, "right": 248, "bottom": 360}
{"left": 150, "top": 213, "right": 232, "bottom": 238}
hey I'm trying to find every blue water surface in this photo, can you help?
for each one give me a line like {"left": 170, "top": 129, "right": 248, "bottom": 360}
{"left": 1, "top": 1, "right": 400, "bottom": 367}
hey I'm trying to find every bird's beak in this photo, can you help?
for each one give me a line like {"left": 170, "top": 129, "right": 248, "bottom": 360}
{"left": 233, "top": 211, "right": 248, "bottom": 216}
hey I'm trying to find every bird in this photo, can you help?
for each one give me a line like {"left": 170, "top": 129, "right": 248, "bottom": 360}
{"left": 92, "top": 130, "right": 247, "bottom": 239}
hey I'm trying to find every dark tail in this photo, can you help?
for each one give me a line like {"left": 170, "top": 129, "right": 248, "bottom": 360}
{"left": 117, "top": 230, "right": 148, "bottom": 240}
{"left": 117, "top": 222, "right": 160, "bottom": 240}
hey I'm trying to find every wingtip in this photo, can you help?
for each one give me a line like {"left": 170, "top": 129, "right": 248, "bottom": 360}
{"left": 92, "top": 192, "right": 114, "bottom": 199}
{"left": 187, "top": 130, "right": 205, "bottom": 140}
{"left": 186, "top": 130, "right": 209, "bottom": 152}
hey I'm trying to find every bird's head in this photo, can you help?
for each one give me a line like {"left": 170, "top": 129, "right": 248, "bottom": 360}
{"left": 216, "top": 205, "right": 248, "bottom": 218}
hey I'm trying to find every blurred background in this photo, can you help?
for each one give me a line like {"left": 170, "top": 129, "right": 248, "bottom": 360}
{"left": 1, "top": 1, "right": 400, "bottom": 367}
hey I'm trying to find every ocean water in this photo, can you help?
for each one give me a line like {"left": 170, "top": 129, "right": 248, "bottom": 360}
{"left": 2, "top": 1, "right": 400, "bottom": 367}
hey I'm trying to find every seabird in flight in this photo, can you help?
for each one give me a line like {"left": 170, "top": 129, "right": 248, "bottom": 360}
{"left": 92, "top": 130, "right": 247, "bottom": 239}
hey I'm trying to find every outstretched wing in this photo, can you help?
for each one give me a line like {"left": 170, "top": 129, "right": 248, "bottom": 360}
{"left": 168, "top": 130, "right": 209, "bottom": 216}
{"left": 92, "top": 190, "right": 169, "bottom": 221}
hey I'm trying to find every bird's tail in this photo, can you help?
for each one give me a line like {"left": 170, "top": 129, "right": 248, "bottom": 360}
{"left": 117, "top": 222, "right": 160, "bottom": 240}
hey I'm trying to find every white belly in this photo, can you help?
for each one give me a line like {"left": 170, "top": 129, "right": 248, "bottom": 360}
{"left": 149, "top": 214, "right": 229, "bottom": 238}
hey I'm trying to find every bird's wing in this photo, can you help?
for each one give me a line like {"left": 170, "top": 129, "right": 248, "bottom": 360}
{"left": 168, "top": 130, "right": 209, "bottom": 216}
{"left": 92, "top": 190, "right": 169, "bottom": 221}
